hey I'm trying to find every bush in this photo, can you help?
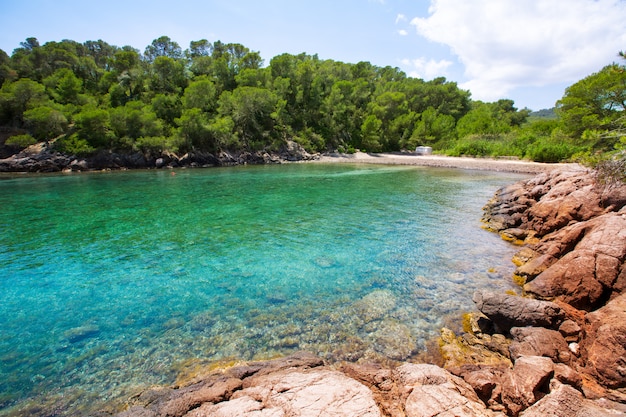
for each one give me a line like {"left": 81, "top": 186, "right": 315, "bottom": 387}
{"left": 54, "top": 133, "right": 95, "bottom": 156}
{"left": 5, "top": 133, "right": 37, "bottom": 149}
{"left": 524, "top": 138, "right": 581, "bottom": 163}
{"left": 135, "top": 136, "right": 176, "bottom": 154}
{"left": 448, "top": 135, "right": 498, "bottom": 157}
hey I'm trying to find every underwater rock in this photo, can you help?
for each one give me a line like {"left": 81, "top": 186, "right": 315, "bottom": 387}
{"left": 351, "top": 289, "right": 397, "bottom": 324}
{"left": 63, "top": 324, "right": 100, "bottom": 343}
{"left": 363, "top": 318, "right": 416, "bottom": 361}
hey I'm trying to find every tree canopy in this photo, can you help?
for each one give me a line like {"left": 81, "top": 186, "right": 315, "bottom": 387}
{"left": 0, "top": 36, "right": 623, "bottom": 163}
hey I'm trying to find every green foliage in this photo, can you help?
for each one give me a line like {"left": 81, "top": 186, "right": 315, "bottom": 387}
{"left": 75, "top": 106, "right": 113, "bottom": 148}
{"left": 23, "top": 105, "right": 68, "bottom": 140}
{"left": 5, "top": 133, "right": 36, "bottom": 148}
{"left": 0, "top": 36, "right": 621, "bottom": 164}
{"left": 135, "top": 136, "right": 176, "bottom": 154}
{"left": 448, "top": 135, "right": 499, "bottom": 157}
{"left": 557, "top": 63, "right": 626, "bottom": 149}
{"left": 54, "top": 133, "right": 95, "bottom": 155}
{"left": 524, "top": 136, "right": 582, "bottom": 163}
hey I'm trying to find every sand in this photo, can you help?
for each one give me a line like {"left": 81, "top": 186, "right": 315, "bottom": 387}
{"left": 312, "top": 152, "right": 581, "bottom": 174}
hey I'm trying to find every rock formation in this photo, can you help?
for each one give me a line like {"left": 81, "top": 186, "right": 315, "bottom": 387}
{"left": 0, "top": 140, "right": 319, "bottom": 172}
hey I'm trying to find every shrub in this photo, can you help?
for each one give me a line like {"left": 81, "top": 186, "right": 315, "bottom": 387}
{"left": 54, "top": 133, "right": 95, "bottom": 156}
{"left": 524, "top": 138, "right": 580, "bottom": 163}
{"left": 5, "top": 133, "right": 37, "bottom": 149}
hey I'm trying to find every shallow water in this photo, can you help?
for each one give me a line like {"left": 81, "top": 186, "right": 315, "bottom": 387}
{"left": 0, "top": 164, "right": 527, "bottom": 414}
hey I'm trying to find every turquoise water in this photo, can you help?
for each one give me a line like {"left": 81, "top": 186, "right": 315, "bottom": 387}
{"left": 0, "top": 164, "right": 527, "bottom": 415}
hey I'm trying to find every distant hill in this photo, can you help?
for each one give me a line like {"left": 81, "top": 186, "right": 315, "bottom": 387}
{"left": 529, "top": 108, "right": 557, "bottom": 119}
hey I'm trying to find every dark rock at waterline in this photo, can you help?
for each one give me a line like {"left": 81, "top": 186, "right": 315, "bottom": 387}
{"left": 0, "top": 140, "right": 320, "bottom": 172}
{"left": 472, "top": 290, "right": 565, "bottom": 333}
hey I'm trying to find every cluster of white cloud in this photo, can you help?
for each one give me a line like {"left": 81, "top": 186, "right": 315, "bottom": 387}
{"left": 404, "top": 0, "right": 626, "bottom": 103}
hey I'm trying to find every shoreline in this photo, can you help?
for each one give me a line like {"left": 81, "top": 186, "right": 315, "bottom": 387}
{"left": 310, "top": 151, "right": 581, "bottom": 174}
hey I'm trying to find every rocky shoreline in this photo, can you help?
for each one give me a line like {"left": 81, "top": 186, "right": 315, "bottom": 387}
{"left": 100, "top": 167, "right": 626, "bottom": 417}
{"left": 0, "top": 140, "right": 320, "bottom": 173}
{"left": 0, "top": 141, "right": 574, "bottom": 175}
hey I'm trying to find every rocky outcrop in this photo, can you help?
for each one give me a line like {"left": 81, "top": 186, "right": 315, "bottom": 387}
{"left": 114, "top": 353, "right": 496, "bottom": 417}
{"left": 467, "top": 167, "right": 626, "bottom": 414}
{"left": 0, "top": 140, "right": 319, "bottom": 172}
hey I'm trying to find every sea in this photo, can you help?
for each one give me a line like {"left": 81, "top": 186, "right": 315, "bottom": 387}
{"left": 0, "top": 163, "right": 528, "bottom": 415}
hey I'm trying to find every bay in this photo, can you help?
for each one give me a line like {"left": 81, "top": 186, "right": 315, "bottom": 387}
{"left": 0, "top": 163, "right": 527, "bottom": 415}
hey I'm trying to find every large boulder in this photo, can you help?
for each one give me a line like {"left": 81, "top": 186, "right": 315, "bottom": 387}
{"left": 524, "top": 212, "right": 626, "bottom": 310}
{"left": 473, "top": 290, "right": 565, "bottom": 333}
{"left": 520, "top": 383, "right": 624, "bottom": 417}
{"left": 579, "top": 293, "right": 626, "bottom": 389}
{"left": 393, "top": 363, "right": 491, "bottom": 417}
{"left": 500, "top": 356, "right": 554, "bottom": 416}
{"left": 509, "top": 327, "right": 571, "bottom": 363}
{"left": 192, "top": 369, "right": 381, "bottom": 417}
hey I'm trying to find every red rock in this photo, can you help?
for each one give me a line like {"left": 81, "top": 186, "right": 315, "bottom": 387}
{"left": 525, "top": 212, "right": 626, "bottom": 310}
{"left": 580, "top": 293, "right": 626, "bottom": 389}
{"left": 558, "top": 320, "right": 581, "bottom": 343}
{"left": 509, "top": 327, "right": 571, "bottom": 364}
{"left": 521, "top": 383, "right": 619, "bottom": 417}
{"left": 501, "top": 356, "right": 554, "bottom": 416}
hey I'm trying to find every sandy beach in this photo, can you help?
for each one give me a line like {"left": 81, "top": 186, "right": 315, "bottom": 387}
{"left": 313, "top": 152, "right": 581, "bottom": 174}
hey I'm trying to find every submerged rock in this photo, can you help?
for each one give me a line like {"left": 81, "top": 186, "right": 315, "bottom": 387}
{"left": 63, "top": 324, "right": 101, "bottom": 343}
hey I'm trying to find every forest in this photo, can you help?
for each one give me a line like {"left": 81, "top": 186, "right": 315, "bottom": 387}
{"left": 0, "top": 36, "right": 624, "bottom": 164}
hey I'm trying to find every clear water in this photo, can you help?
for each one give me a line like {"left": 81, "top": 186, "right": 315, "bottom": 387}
{"left": 0, "top": 164, "right": 527, "bottom": 415}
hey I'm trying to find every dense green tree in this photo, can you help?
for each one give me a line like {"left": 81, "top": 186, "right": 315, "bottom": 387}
{"left": 0, "top": 78, "right": 47, "bottom": 126}
{"left": 144, "top": 36, "right": 183, "bottom": 62}
{"left": 151, "top": 93, "right": 181, "bottom": 128}
{"left": 557, "top": 63, "right": 626, "bottom": 150}
{"left": 182, "top": 78, "right": 217, "bottom": 112}
{"left": 43, "top": 68, "right": 83, "bottom": 104}
{"left": 360, "top": 114, "right": 383, "bottom": 152}
{"left": 75, "top": 106, "right": 113, "bottom": 148}
{"left": 23, "top": 106, "right": 68, "bottom": 141}
{"left": 110, "top": 101, "right": 163, "bottom": 142}
{"left": 218, "top": 86, "right": 278, "bottom": 149}
{"left": 149, "top": 56, "right": 187, "bottom": 95}
{"left": 5, "top": 35, "right": 614, "bottom": 164}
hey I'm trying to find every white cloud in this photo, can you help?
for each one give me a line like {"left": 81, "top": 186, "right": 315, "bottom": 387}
{"left": 397, "top": 29, "right": 408, "bottom": 36}
{"left": 410, "top": 0, "right": 626, "bottom": 102}
{"left": 395, "top": 14, "right": 407, "bottom": 24}
{"left": 401, "top": 57, "right": 453, "bottom": 80}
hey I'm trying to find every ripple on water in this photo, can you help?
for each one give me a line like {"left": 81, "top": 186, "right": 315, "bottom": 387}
{"left": 0, "top": 164, "right": 529, "bottom": 415}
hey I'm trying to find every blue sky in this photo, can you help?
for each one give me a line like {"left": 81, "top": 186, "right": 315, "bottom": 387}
{"left": 1, "top": 0, "right": 625, "bottom": 111}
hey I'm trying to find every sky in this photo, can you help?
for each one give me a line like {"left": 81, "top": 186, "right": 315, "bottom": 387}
{"left": 1, "top": 0, "right": 625, "bottom": 111}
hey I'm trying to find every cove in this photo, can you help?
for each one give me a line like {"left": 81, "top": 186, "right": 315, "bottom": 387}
{"left": 0, "top": 163, "right": 528, "bottom": 414}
